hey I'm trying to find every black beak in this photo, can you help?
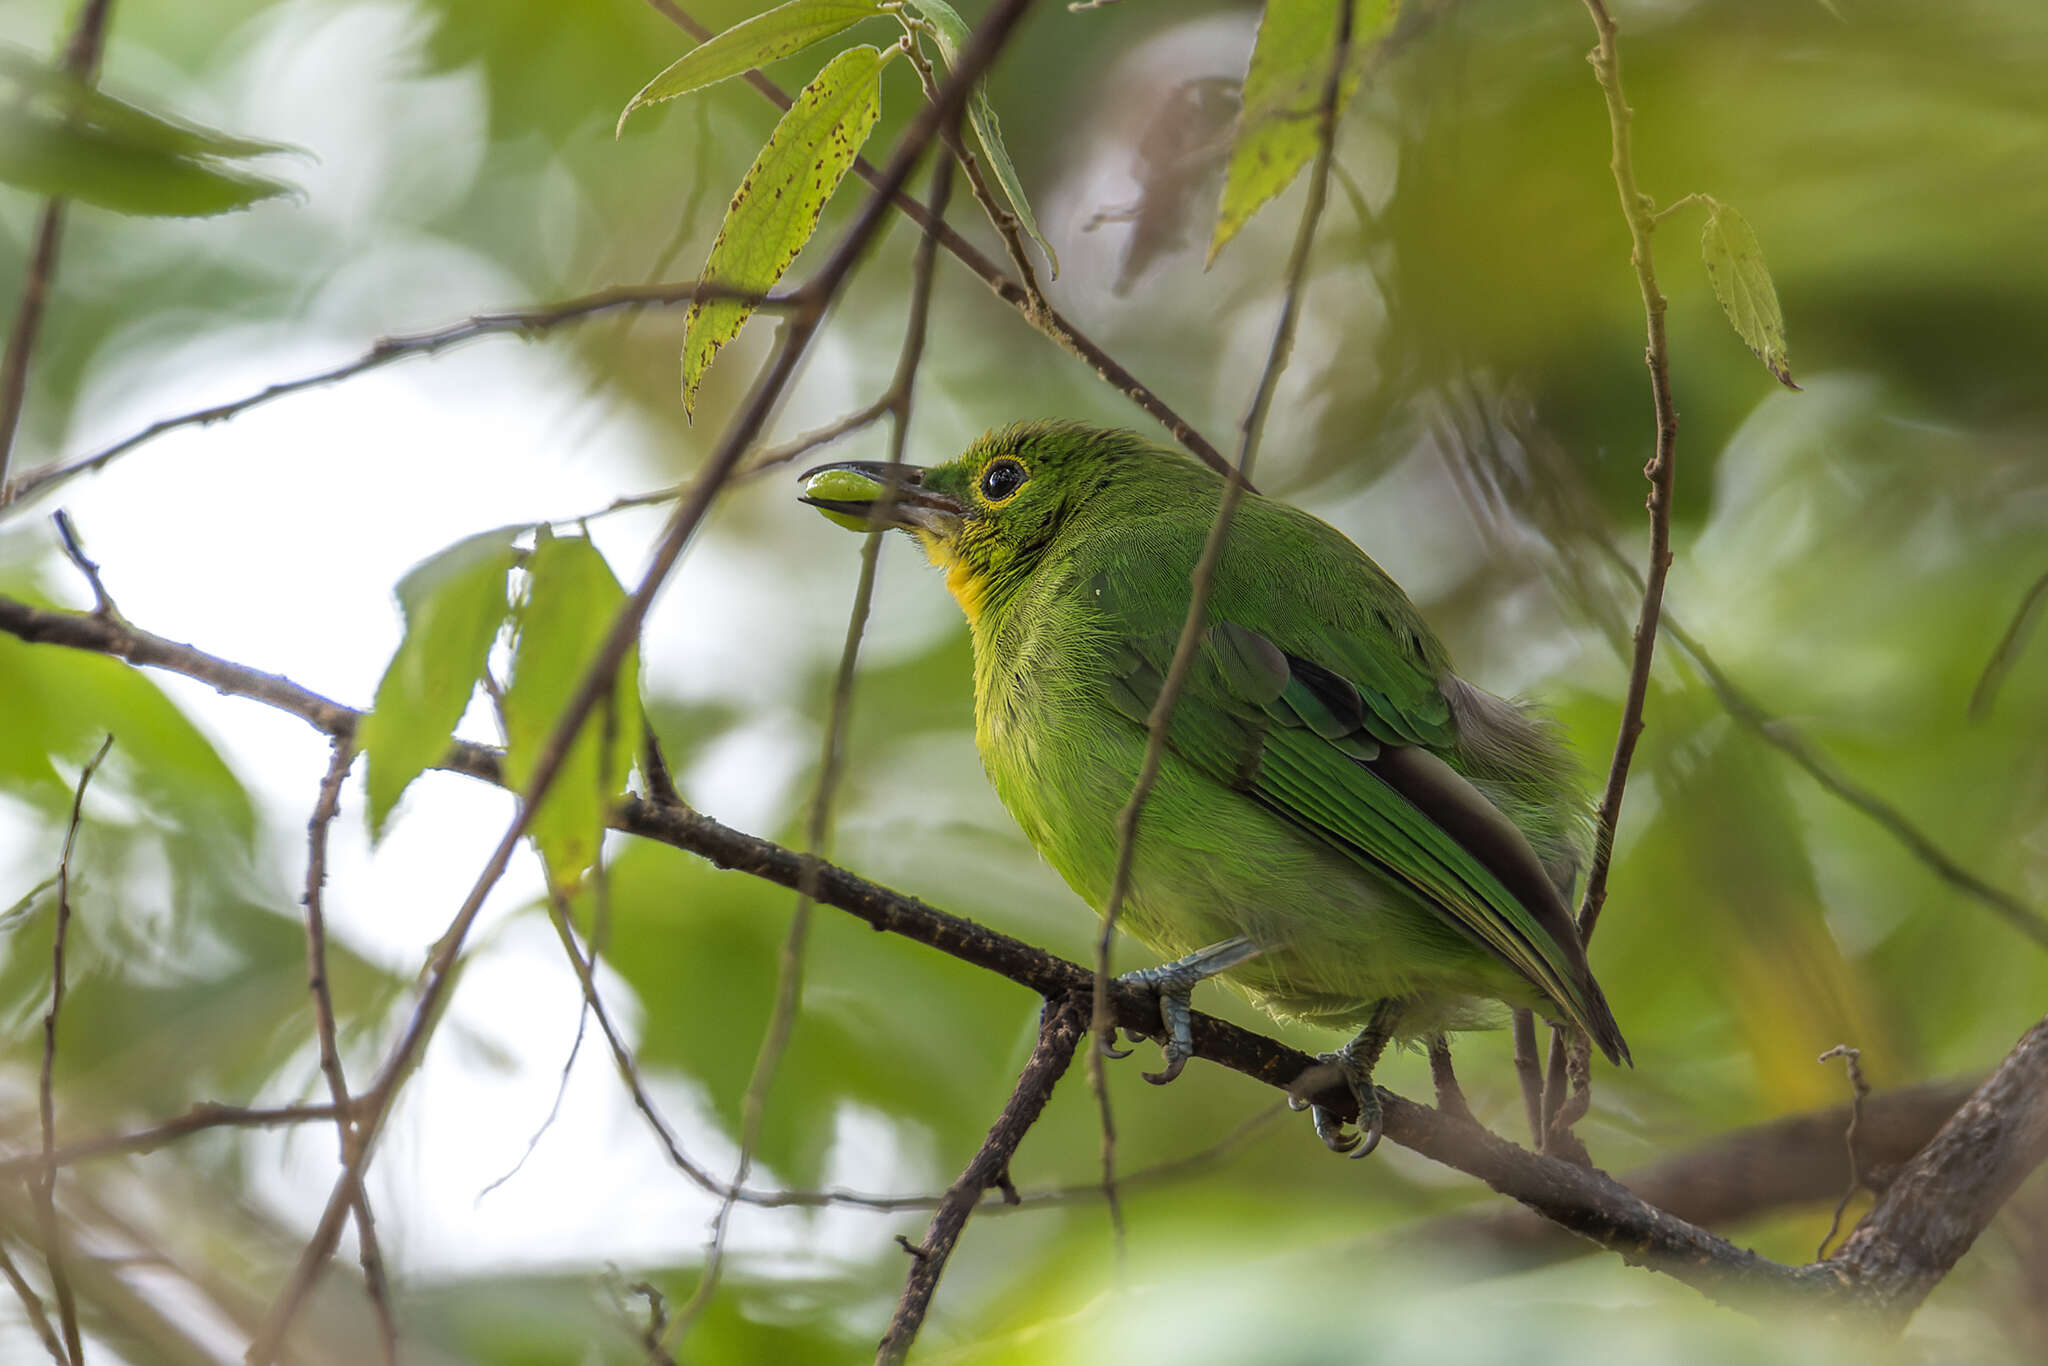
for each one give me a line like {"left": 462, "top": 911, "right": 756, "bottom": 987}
{"left": 797, "top": 460, "right": 969, "bottom": 534}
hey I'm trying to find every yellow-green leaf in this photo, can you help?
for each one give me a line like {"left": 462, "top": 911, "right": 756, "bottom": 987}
{"left": 358, "top": 527, "right": 522, "bottom": 837}
{"left": 500, "top": 533, "right": 642, "bottom": 892}
{"left": 614, "top": 0, "right": 889, "bottom": 137}
{"left": 682, "top": 44, "right": 885, "bottom": 415}
{"left": 908, "top": 0, "right": 1057, "bottom": 277}
{"left": 1208, "top": 0, "right": 1397, "bottom": 265}
{"left": 1701, "top": 198, "right": 1799, "bottom": 390}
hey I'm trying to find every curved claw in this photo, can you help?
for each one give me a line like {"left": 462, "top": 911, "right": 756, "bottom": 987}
{"left": 1097, "top": 1027, "right": 1135, "bottom": 1061}
{"left": 1312, "top": 1104, "right": 1361, "bottom": 1154}
{"left": 1298, "top": 1048, "right": 1386, "bottom": 1158}
{"left": 1346, "top": 1104, "right": 1385, "bottom": 1160}
{"left": 1141, "top": 1050, "right": 1188, "bottom": 1086}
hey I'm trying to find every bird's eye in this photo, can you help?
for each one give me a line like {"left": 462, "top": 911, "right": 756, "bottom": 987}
{"left": 979, "top": 457, "right": 1028, "bottom": 504}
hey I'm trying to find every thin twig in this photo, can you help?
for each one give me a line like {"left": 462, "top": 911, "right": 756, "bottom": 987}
{"left": 876, "top": 995, "right": 1085, "bottom": 1366}
{"left": 242, "top": 11, "right": 1034, "bottom": 1361}
{"left": 668, "top": 145, "right": 957, "bottom": 1356}
{"left": 51, "top": 512, "right": 117, "bottom": 618}
{"left": 1086, "top": 0, "right": 1354, "bottom": 1243}
{"left": 640, "top": 0, "right": 1232, "bottom": 479}
{"left": 1970, "top": 565, "right": 2048, "bottom": 720}
{"left": 1511, "top": 1009, "right": 1543, "bottom": 1148}
{"left": 1572, "top": 0, "right": 1677, "bottom": 945}
{"left": 0, "top": 1103, "right": 343, "bottom": 1178}
{"left": 0, "top": 281, "right": 798, "bottom": 513}
{"left": 37, "top": 732, "right": 112, "bottom": 1366}
{"left": 1541, "top": 0, "right": 1686, "bottom": 1146}
{"left": 300, "top": 738, "right": 399, "bottom": 1365}
{"left": 898, "top": 33, "right": 1047, "bottom": 317}
{"left": 0, "top": 1240, "right": 68, "bottom": 1366}
{"left": 1816, "top": 1044, "right": 1871, "bottom": 1259}
{"left": 0, "top": 0, "right": 117, "bottom": 495}
{"left": 1658, "top": 601, "right": 2048, "bottom": 951}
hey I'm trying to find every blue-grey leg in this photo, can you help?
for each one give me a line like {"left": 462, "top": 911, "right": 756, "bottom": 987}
{"left": 1113, "top": 937, "right": 1261, "bottom": 1085}
{"left": 1290, "top": 998, "right": 1403, "bottom": 1157}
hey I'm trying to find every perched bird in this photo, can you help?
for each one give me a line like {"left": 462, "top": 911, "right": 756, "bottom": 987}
{"left": 800, "top": 421, "right": 1627, "bottom": 1153}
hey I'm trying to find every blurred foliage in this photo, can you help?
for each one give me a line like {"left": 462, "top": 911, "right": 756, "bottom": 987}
{"left": 1, "top": 0, "right": 2046, "bottom": 1362}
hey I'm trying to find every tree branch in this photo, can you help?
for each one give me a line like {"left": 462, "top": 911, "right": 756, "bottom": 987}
{"left": 0, "top": 592, "right": 1818, "bottom": 1305}
{"left": 876, "top": 994, "right": 1084, "bottom": 1366}
{"left": 8, "top": 591, "right": 2047, "bottom": 1322}
{"left": 1826, "top": 1015, "right": 2048, "bottom": 1324}
{"left": 1419, "top": 1078, "right": 1977, "bottom": 1275}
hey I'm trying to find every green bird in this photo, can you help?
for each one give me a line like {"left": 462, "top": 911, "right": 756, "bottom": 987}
{"left": 800, "top": 421, "right": 1627, "bottom": 1153}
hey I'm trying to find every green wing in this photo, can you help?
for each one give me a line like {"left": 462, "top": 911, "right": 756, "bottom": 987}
{"left": 1099, "top": 597, "right": 1625, "bottom": 1064}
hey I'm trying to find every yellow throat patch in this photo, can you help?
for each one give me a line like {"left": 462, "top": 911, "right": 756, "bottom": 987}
{"left": 918, "top": 531, "right": 990, "bottom": 625}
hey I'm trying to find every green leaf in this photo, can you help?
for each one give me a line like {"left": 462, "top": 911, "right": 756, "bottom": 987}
{"left": 1701, "top": 198, "right": 1799, "bottom": 390}
{"left": 614, "top": 0, "right": 888, "bottom": 136}
{"left": 358, "top": 528, "right": 523, "bottom": 837}
{"left": 1209, "top": 0, "right": 1397, "bottom": 265}
{"left": 500, "top": 533, "right": 641, "bottom": 891}
{"left": 682, "top": 43, "right": 886, "bottom": 415}
{"left": 0, "top": 46, "right": 295, "bottom": 160}
{"left": 0, "top": 46, "right": 297, "bottom": 216}
{"left": 908, "top": 0, "right": 1058, "bottom": 277}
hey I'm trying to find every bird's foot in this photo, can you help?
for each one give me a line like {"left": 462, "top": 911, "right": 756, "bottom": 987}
{"left": 1113, "top": 937, "right": 1260, "bottom": 1085}
{"left": 1287, "top": 999, "right": 1402, "bottom": 1158}
{"left": 1287, "top": 1050, "right": 1383, "bottom": 1156}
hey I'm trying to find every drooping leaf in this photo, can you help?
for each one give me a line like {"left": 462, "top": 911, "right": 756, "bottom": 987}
{"left": 1701, "top": 198, "right": 1799, "bottom": 390}
{"left": 0, "top": 45, "right": 297, "bottom": 216}
{"left": 1208, "top": 0, "right": 1397, "bottom": 265}
{"left": 614, "top": 0, "right": 889, "bottom": 136}
{"left": 358, "top": 527, "right": 523, "bottom": 837}
{"left": 0, "top": 46, "right": 295, "bottom": 160}
{"left": 500, "top": 533, "right": 641, "bottom": 891}
{"left": 908, "top": 0, "right": 1058, "bottom": 277}
{"left": 682, "top": 44, "right": 886, "bottom": 415}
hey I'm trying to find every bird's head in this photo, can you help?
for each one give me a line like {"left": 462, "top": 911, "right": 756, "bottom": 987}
{"left": 800, "top": 421, "right": 1145, "bottom": 622}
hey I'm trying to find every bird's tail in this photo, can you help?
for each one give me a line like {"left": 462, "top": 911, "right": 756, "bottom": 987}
{"left": 1574, "top": 971, "right": 1631, "bottom": 1068}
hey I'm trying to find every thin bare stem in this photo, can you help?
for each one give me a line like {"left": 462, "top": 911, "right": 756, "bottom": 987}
{"left": 1573, "top": 0, "right": 1677, "bottom": 946}
{"left": 36, "top": 732, "right": 112, "bottom": 1366}
{"left": 899, "top": 34, "right": 1047, "bottom": 317}
{"left": 300, "top": 738, "right": 398, "bottom": 1365}
{"left": 50, "top": 512, "right": 116, "bottom": 618}
{"left": 1970, "top": 565, "right": 2048, "bottom": 720}
{"left": 243, "top": 10, "right": 1035, "bottom": 1360}
{"left": 668, "top": 146, "right": 957, "bottom": 1356}
{"left": 1816, "top": 1044, "right": 1871, "bottom": 1259}
{"left": 0, "top": 281, "right": 798, "bottom": 513}
{"left": 1086, "top": 0, "right": 1353, "bottom": 1239}
{"left": 1541, "top": 0, "right": 1686, "bottom": 1148}
{"left": 0, "top": 0, "right": 116, "bottom": 495}
{"left": 0, "top": 1240, "right": 68, "bottom": 1366}
{"left": 0, "top": 1103, "right": 343, "bottom": 1178}
{"left": 1511, "top": 1009, "right": 1544, "bottom": 1147}
{"left": 876, "top": 995, "right": 1084, "bottom": 1366}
